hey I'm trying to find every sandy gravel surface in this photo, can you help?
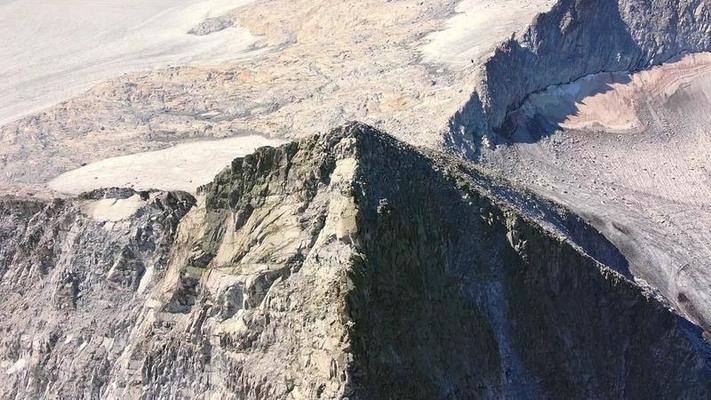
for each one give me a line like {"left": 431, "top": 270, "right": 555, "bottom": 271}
{"left": 0, "top": 0, "right": 555, "bottom": 195}
{"left": 507, "top": 53, "right": 711, "bottom": 136}
{"left": 485, "top": 53, "right": 711, "bottom": 329}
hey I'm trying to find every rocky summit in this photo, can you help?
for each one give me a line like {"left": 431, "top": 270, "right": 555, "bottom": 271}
{"left": 1, "top": 124, "right": 709, "bottom": 399}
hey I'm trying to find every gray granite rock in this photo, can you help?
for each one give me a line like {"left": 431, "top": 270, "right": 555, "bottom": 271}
{"left": 0, "top": 123, "right": 709, "bottom": 399}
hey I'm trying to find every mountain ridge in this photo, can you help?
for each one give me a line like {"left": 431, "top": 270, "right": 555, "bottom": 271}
{"left": 1, "top": 123, "right": 709, "bottom": 399}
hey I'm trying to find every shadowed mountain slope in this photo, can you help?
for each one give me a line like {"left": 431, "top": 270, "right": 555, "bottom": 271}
{"left": 0, "top": 123, "right": 709, "bottom": 399}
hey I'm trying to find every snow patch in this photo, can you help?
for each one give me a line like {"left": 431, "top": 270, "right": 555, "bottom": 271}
{"left": 0, "top": 0, "right": 260, "bottom": 125}
{"left": 421, "top": 0, "right": 555, "bottom": 68}
{"left": 49, "top": 135, "right": 283, "bottom": 194}
{"left": 81, "top": 195, "right": 146, "bottom": 222}
{"left": 6, "top": 358, "right": 28, "bottom": 375}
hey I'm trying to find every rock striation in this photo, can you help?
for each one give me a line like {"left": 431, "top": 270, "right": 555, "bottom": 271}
{"left": 1, "top": 123, "right": 709, "bottom": 399}
{"left": 0, "top": 188, "right": 195, "bottom": 399}
{"left": 448, "top": 0, "right": 711, "bottom": 154}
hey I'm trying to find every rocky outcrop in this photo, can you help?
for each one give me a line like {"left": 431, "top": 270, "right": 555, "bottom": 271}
{"left": 448, "top": 0, "right": 711, "bottom": 154}
{"left": 0, "top": 123, "right": 709, "bottom": 399}
{"left": 0, "top": 189, "right": 195, "bottom": 399}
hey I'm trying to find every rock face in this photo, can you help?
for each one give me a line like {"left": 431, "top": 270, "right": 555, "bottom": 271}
{"left": 0, "top": 189, "right": 195, "bottom": 399}
{"left": 449, "top": 0, "right": 711, "bottom": 153}
{"left": 1, "top": 123, "right": 709, "bottom": 399}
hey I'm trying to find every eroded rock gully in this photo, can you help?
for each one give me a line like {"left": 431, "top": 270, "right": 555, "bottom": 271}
{"left": 0, "top": 123, "right": 709, "bottom": 399}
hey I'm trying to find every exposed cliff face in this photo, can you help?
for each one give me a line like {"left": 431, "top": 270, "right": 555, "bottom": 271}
{"left": 0, "top": 189, "right": 195, "bottom": 399}
{"left": 448, "top": 0, "right": 711, "bottom": 153}
{"left": 0, "top": 123, "right": 709, "bottom": 399}
{"left": 344, "top": 125, "right": 711, "bottom": 398}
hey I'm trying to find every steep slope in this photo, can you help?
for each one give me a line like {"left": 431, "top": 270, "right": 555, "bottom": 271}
{"left": 483, "top": 52, "right": 711, "bottom": 331}
{"left": 449, "top": 0, "right": 710, "bottom": 153}
{"left": 1, "top": 123, "right": 709, "bottom": 399}
{"left": 0, "top": 189, "right": 195, "bottom": 399}
{"left": 441, "top": 0, "right": 711, "bottom": 337}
